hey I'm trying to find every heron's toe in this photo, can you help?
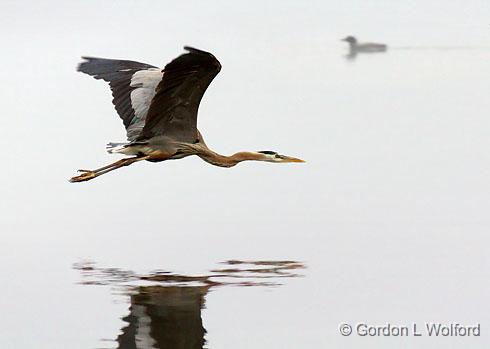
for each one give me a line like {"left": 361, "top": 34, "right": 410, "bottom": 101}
{"left": 70, "top": 171, "right": 96, "bottom": 183}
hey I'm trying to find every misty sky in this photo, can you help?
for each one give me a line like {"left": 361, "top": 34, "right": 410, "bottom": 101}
{"left": 1, "top": 1, "right": 490, "bottom": 348}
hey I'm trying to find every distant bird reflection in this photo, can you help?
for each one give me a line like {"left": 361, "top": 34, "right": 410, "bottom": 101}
{"left": 341, "top": 35, "right": 387, "bottom": 60}
{"left": 74, "top": 260, "right": 305, "bottom": 349}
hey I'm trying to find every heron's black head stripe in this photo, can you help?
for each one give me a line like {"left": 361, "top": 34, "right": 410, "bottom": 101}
{"left": 258, "top": 151, "right": 277, "bottom": 155}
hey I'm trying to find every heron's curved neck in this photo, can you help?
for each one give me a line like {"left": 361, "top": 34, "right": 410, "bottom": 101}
{"left": 198, "top": 149, "right": 264, "bottom": 167}
{"left": 176, "top": 142, "right": 265, "bottom": 167}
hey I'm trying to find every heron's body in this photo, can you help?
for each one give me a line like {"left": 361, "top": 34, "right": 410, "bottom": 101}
{"left": 108, "top": 136, "right": 264, "bottom": 168}
{"left": 70, "top": 47, "right": 303, "bottom": 182}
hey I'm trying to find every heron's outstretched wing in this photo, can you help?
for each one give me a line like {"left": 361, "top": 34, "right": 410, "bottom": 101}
{"left": 77, "top": 57, "right": 162, "bottom": 141}
{"left": 137, "top": 47, "right": 221, "bottom": 143}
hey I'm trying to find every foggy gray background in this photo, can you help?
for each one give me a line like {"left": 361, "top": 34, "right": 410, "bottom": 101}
{"left": 1, "top": 0, "right": 490, "bottom": 348}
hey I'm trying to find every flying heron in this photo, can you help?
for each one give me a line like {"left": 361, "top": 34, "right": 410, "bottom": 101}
{"left": 70, "top": 46, "right": 304, "bottom": 183}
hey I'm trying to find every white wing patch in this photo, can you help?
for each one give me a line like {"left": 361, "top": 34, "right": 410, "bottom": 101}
{"left": 127, "top": 68, "right": 163, "bottom": 138}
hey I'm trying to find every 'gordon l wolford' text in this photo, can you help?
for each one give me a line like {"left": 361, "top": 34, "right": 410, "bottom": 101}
{"left": 353, "top": 322, "right": 480, "bottom": 337}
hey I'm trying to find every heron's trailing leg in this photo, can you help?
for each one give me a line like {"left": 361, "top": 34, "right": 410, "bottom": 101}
{"left": 70, "top": 156, "right": 149, "bottom": 183}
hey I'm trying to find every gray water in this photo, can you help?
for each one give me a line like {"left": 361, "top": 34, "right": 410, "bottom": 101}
{"left": 1, "top": 1, "right": 490, "bottom": 348}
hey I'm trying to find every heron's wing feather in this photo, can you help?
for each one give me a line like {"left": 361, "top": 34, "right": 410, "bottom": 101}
{"left": 77, "top": 57, "right": 162, "bottom": 141}
{"left": 138, "top": 47, "right": 221, "bottom": 143}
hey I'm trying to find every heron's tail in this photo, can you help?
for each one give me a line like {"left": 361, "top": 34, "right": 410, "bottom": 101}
{"left": 106, "top": 142, "right": 129, "bottom": 154}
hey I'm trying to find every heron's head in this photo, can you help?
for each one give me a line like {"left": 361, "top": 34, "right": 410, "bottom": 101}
{"left": 342, "top": 36, "right": 357, "bottom": 44}
{"left": 256, "top": 151, "right": 305, "bottom": 163}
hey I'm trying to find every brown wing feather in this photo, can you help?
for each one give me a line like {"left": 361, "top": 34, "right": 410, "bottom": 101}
{"left": 137, "top": 47, "right": 221, "bottom": 143}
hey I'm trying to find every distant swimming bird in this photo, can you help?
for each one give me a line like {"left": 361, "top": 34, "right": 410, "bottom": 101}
{"left": 342, "top": 36, "right": 387, "bottom": 53}
{"left": 70, "top": 46, "right": 304, "bottom": 183}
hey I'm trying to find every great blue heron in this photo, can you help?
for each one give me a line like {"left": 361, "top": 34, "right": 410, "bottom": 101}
{"left": 70, "top": 46, "right": 304, "bottom": 183}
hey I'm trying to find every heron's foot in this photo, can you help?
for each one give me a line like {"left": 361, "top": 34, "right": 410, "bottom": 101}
{"left": 70, "top": 170, "right": 96, "bottom": 183}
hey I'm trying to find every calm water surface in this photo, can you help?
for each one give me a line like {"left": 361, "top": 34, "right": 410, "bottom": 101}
{"left": 73, "top": 260, "right": 305, "bottom": 348}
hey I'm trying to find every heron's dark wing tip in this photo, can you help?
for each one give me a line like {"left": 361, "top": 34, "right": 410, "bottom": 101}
{"left": 182, "top": 46, "right": 222, "bottom": 71}
{"left": 77, "top": 56, "right": 101, "bottom": 72}
{"left": 183, "top": 46, "right": 210, "bottom": 55}
{"left": 79, "top": 56, "right": 102, "bottom": 64}
{"left": 77, "top": 57, "right": 89, "bottom": 72}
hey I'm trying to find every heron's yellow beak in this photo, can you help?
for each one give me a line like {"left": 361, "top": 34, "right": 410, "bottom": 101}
{"left": 280, "top": 156, "right": 305, "bottom": 163}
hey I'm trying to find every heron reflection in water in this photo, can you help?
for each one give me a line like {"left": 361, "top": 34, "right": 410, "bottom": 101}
{"left": 117, "top": 286, "right": 208, "bottom": 349}
{"left": 70, "top": 47, "right": 304, "bottom": 183}
{"left": 74, "top": 260, "right": 305, "bottom": 349}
